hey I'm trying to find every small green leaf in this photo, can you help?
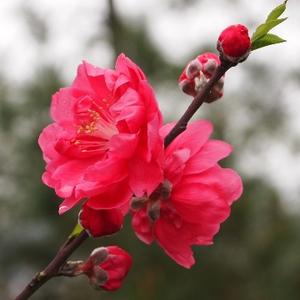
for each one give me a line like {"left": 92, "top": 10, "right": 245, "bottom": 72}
{"left": 266, "top": 0, "right": 287, "bottom": 22}
{"left": 69, "top": 222, "right": 84, "bottom": 239}
{"left": 252, "top": 18, "right": 287, "bottom": 42}
{"left": 251, "top": 33, "right": 286, "bottom": 51}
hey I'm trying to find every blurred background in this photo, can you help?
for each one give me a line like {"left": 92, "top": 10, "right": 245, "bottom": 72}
{"left": 1, "top": 0, "right": 300, "bottom": 299}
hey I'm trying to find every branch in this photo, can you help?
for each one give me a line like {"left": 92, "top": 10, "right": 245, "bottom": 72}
{"left": 164, "top": 59, "right": 236, "bottom": 147}
{"left": 14, "top": 230, "right": 89, "bottom": 300}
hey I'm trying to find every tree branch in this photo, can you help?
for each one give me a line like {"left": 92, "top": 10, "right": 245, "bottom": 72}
{"left": 14, "top": 230, "right": 89, "bottom": 300}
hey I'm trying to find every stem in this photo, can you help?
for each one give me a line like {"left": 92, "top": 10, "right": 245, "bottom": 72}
{"left": 164, "top": 59, "right": 236, "bottom": 147}
{"left": 14, "top": 231, "right": 89, "bottom": 300}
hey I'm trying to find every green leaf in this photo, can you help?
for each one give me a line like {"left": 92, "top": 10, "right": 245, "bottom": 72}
{"left": 68, "top": 222, "right": 84, "bottom": 239}
{"left": 252, "top": 18, "right": 287, "bottom": 42}
{"left": 251, "top": 33, "right": 286, "bottom": 51}
{"left": 266, "top": 0, "right": 287, "bottom": 22}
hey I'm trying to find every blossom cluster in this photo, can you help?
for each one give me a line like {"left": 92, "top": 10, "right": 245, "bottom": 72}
{"left": 39, "top": 24, "right": 250, "bottom": 291}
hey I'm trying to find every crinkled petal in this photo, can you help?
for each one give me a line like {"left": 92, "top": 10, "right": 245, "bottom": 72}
{"left": 184, "top": 140, "right": 232, "bottom": 175}
{"left": 144, "top": 113, "right": 164, "bottom": 162}
{"left": 109, "top": 133, "right": 138, "bottom": 159}
{"left": 47, "top": 158, "right": 98, "bottom": 198}
{"left": 72, "top": 61, "right": 111, "bottom": 102}
{"left": 173, "top": 197, "right": 230, "bottom": 225}
{"left": 188, "top": 166, "right": 243, "bottom": 205}
{"left": 38, "top": 123, "right": 61, "bottom": 162}
{"left": 164, "top": 148, "right": 191, "bottom": 185}
{"left": 138, "top": 80, "right": 162, "bottom": 123}
{"left": 86, "top": 179, "right": 132, "bottom": 210}
{"left": 85, "top": 159, "right": 128, "bottom": 185}
{"left": 51, "top": 88, "right": 75, "bottom": 123}
{"left": 159, "top": 122, "right": 176, "bottom": 139}
{"left": 172, "top": 182, "right": 231, "bottom": 224}
{"left": 154, "top": 218, "right": 195, "bottom": 268}
{"left": 115, "top": 53, "right": 146, "bottom": 84}
{"left": 59, "top": 194, "right": 81, "bottom": 215}
{"left": 164, "top": 120, "right": 213, "bottom": 157}
{"left": 132, "top": 208, "right": 154, "bottom": 244}
{"left": 129, "top": 157, "right": 163, "bottom": 197}
{"left": 112, "top": 88, "right": 145, "bottom": 133}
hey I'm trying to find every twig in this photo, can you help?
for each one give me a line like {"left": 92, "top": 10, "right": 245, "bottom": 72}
{"left": 14, "top": 231, "right": 89, "bottom": 300}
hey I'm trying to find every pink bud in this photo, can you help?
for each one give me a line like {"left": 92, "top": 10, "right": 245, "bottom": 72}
{"left": 185, "top": 59, "right": 202, "bottom": 79}
{"left": 197, "top": 53, "right": 220, "bottom": 77}
{"left": 178, "top": 52, "right": 225, "bottom": 102}
{"left": 217, "top": 24, "right": 251, "bottom": 62}
{"left": 79, "top": 203, "right": 124, "bottom": 237}
{"left": 82, "top": 246, "right": 132, "bottom": 291}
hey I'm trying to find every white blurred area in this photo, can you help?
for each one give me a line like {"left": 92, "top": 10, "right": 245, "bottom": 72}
{"left": 0, "top": 0, "right": 299, "bottom": 210}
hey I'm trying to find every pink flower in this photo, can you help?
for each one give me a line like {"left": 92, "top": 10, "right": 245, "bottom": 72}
{"left": 79, "top": 202, "right": 124, "bottom": 237}
{"left": 38, "top": 54, "right": 163, "bottom": 214}
{"left": 82, "top": 246, "right": 132, "bottom": 291}
{"left": 217, "top": 24, "right": 251, "bottom": 62}
{"left": 178, "top": 52, "right": 225, "bottom": 102}
{"left": 131, "top": 120, "right": 243, "bottom": 268}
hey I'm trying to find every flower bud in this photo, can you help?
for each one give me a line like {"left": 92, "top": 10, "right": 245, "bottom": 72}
{"left": 198, "top": 53, "right": 220, "bottom": 78}
{"left": 79, "top": 203, "right": 124, "bottom": 237}
{"left": 185, "top": 59, "right": 202, "bottom": 79}
{"left": 217, "top": 24, "right": 251, "bottom": 63}
{"left": 82, "top": 246, "right": 132, "bottom": 291}
{"left": 178, "top": 52, "right": 225, "bottom": 102}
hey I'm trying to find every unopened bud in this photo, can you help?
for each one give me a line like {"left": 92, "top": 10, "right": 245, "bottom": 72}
{"left": 90, "top": 247, "right": 109, "bottom": 265}
{"left": 203, "top": 58, "right": 218, "bottom": 76}
{"left": 186, "top": 59, "right": 202, "bottom": 79}
{"left": 82, "top": 246, "right": 132, "bottom": 291}
{"left": 179, "top": 79, "right": 195, "bottom": 96}
{"left": 217, "top": 24, "right": 251, "bottom": 63}
{"left": 178, "top": 52, "right": 225, "bottom": 102}
{"left": 89, "top": 266, "right": 108, "bottom": 289}
{"left": 79, "top": 202, "right": 124, "bottom": 238}
{"left": 194, "top": 72, "right": 208, "bottom": 93}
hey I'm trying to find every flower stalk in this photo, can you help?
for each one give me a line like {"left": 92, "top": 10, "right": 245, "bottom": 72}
{"left": 14, "top": 231, "right": 88, "bottom": 300}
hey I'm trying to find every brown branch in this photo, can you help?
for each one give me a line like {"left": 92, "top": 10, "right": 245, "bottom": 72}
{"left": 164, "top": 59, "right": 236, "bottom": 147}
{"left": 14, "top": 231, "right": 89, "bottom": 300}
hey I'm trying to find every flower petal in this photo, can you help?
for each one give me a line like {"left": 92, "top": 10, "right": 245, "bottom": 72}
{"left": 129, "top": 157, "right": 163, "bottom": 197}
{"left": 184, "top": 140, "right": 232, "bottom": 175}
{"left": 86, "top": 179, "right": 132, "bottom": 210}
{"left": 132, "top": 208, "right": 154, "bottom": 244}
{"left": 154, "top": 218, "right": 195, "bottom": 268}
{"left": 165, "top": 120, "right": 213, "bottom": 157}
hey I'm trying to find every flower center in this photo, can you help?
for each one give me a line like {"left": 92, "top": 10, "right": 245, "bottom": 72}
{"left": 56, "top": 97, "right": 118, "bottom": 159}
{"left": 131, "top": 180, "right": 172, "bottom": 222}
